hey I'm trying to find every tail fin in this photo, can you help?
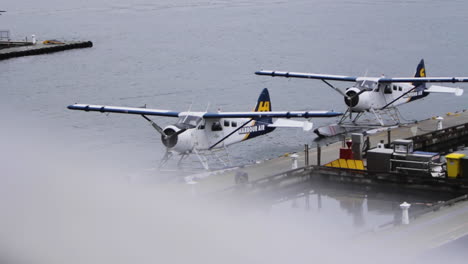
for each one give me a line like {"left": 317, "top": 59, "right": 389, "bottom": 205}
{"left": 253, "top": 88, "right": 273, "bottom": 124}
{"left": 413, "top": 59, "right": 426, "bottom": 88}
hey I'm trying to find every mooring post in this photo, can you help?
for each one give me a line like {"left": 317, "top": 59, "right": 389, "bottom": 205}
{"left": 364, "top": 136, "right": 370, "bottom": 154}
{"left": 317, "top": 144, "right": 321, "bottom": 166}
{"left": 400, "top": 202, "right": 411, "bottom": 225}
{"left": 436, "top": 116, "right": 444, "bottom": 130}
{"left": 304, "top": 144, "right": 309, "bottom": 167}
{"left": 387, "top": 128, "right": 391, "bottom": 147}
{"left": 291, "top": 153, "right": 299, "bottom": 169}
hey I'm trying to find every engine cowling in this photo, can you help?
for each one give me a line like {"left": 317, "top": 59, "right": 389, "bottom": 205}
{"left": 344, "top": 87, "right": 371, "bottom": 112}
{"left": 161, "top": 125, "right": 194, "bottom": 153}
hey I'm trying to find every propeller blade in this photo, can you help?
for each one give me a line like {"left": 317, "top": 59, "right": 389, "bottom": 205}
{"left": 321, "top": 79, "right": 347, "bottom": 97}
{"left": 141, "top": 115, "right": 166, "bottom": 136}
{"left": 208, "top": 119, "right": 253, "bottom": 150}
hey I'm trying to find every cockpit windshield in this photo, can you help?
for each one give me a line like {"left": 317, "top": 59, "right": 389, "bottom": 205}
{"left": 356, "top": 80, "right": 378, "bottom": 90}
{"left": 177, "top": 115, "right": 202, "bottom": 128}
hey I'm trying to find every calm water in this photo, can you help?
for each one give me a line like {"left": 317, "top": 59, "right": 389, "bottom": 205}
{"left": 1, "top": 1, "right": 468, "bottom": 261}
{"left": 2, "top": 0, "right": 468, "bottom": 169}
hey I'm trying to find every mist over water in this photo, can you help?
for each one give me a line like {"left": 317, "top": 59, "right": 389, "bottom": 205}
{"left": 2, "top": 0, "right": 468, "bottom": 262}
{"left": 0, "top": 114, "right": 447, "bottom": 264}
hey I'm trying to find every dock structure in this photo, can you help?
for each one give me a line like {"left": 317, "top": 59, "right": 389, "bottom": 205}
{"left": 0, "top": 40, "right": 93, "bottom": 60}
{"left": 192, "top": 110, "right": 468, "bottom": 253}
{"left": 363, "top": 195, "right": 468, "bottom": 254}
{"left": 189, "top": 110, "right": 468, "bottom": 196}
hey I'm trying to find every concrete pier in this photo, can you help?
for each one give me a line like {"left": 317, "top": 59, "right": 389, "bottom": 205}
{"left": 0, "top": 40, "right": 93, "bottom": 60}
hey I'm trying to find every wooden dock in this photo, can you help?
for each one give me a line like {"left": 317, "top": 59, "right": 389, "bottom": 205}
{"left": 0, "top": 41, "right": 93, "bottom": 60}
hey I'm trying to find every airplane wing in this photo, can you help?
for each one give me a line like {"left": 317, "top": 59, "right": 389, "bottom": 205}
{"left": 67, "top": 104, "right": 180, "bottom": 117}
{"left": 202, "top": 111, "right": 342, "bottom": 118}
{"left": 255, "top": 70, "right": 358, "bottom": 82}
{"left": 256, "top": 71, "right": 468, "bottom": 84}
{"left": 68, "top": 104, "right": 342, "bottom": 118}
{"left": 379, "top": 77, "right": 468, "bottom": 83}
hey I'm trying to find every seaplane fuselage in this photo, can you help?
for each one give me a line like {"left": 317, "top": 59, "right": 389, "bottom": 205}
{"left": 160, "top": 114, "right": 273, "bottom": 153}
{"left": 344, "top": 78, "right": 427, "bottom": 112}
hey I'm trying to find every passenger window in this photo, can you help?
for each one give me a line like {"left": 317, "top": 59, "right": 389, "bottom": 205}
{"left": 231, "top": 121, "right": 237, "bottom": 127}
{"left": 398, "top": 86, "right": 402, "bottom": 91}
{"left": 393, "top": 85, "right": 397, "bottom": 91}
{"left": 384, "top": 85, "right": 392, "bottom": 94}
{"left": 212, "top": 122, "right": 223, "bottom": 131}
{"left": 224, "top": 120, "right": 230, "bottom": 127}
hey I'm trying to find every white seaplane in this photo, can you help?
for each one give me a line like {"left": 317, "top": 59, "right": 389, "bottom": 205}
{"left": 256, "top": 60, "right": 468, "bottom": 137}
{"left": 68, "top": 88, "right": 342, "bottom": 169}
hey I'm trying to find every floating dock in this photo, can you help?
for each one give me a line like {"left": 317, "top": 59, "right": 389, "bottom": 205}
{"left": 0, "top": 40, "right": 93, "bottom": 60}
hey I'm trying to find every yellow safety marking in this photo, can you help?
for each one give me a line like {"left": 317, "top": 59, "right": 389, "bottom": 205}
{"left": 339, "top": 159, "right": 348, "bottom": 168}
{"left": 331, "top": 160, "right": 340, "bottom": 167}
{"left": 355, "top": 160, "right": 365, "bottom": 170}
{"left": 347, "top": 159, "right": 356, "bottom": 169}
{"left": 324, "top": 159, "right": 365, "bottom": 170}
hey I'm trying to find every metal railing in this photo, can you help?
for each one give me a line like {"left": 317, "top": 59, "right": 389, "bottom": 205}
{"left": 0, "top": 30, "right": 10, "bottom": 40}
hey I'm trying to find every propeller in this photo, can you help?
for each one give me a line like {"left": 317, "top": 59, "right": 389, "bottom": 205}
{"left": 141, "top": 114, "right": 187, "bottom": 149}
{"left": 321, "top": 79, "right": 365, "bottom": 120}
{"left": 159, "top": 126, "right": 187, "bottom": 148}
{"left": 141, "top": 102, "right": 198, "bottom": 150}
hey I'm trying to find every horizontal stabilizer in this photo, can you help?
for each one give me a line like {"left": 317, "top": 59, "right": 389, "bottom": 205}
{"left": 426, "top": 85, "right": 464, "bottom": 96}
{"left": 268, "top": 118, "right": 313, "bottom": 131}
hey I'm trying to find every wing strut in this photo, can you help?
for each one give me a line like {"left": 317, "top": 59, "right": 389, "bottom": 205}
{"left": 208, "top": 119, "right": 253, "bottom": 150}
